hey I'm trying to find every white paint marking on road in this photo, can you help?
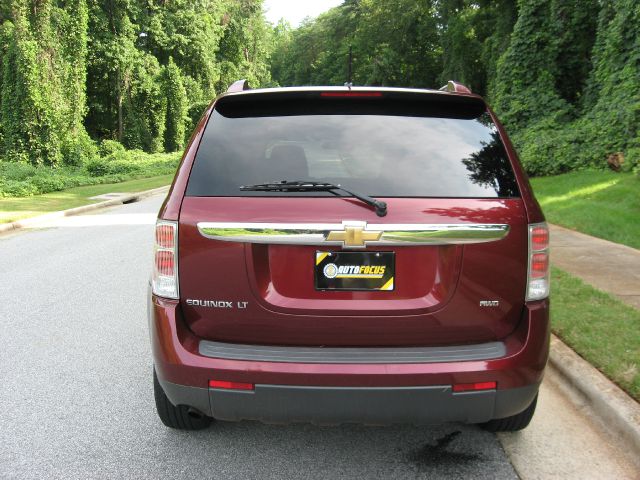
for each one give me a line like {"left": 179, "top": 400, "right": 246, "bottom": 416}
{"left": 27, "top": 212, "right": 157, "bottom": 228}
{"left": 89, "top": 192, "right": 132, "bottom": 200}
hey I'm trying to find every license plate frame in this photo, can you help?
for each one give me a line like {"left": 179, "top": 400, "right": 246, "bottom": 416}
{"left": 314, "top": 251, "right": 395, "bottom": 291}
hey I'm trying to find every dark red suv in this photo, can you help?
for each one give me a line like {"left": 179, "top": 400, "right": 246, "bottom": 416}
{"left": 149, "top": 81, "right": 550, "bottom": 431}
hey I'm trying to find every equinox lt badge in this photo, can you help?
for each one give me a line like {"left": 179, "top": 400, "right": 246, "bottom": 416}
{"left": 186, "top": 299, "right": 248, "bottom": 309}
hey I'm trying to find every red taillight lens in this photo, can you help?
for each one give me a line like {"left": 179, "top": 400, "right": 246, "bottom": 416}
{"left": 155, "top": 224, "right": 175, "bottom": 248}
{"left": 320, "top": 91, "right": 383, "bottom": 97}
{"left": 527, "top": 222, "right": 550, "bottom": 301}
{"left": 155, "top": 250, "right": 174, "bottom": 276}
{"left": 530, "top": 253, "right": 549, "bottom": 279}
{"left": 453, "top": 381, "right": 497, "bottom": 392}
{"left": 531, "top": 226, "right": 549, "bottom": 251}
{"left": 151, "top": 221, "right": 179, "bottom": 299}
{"left": 209, "top": 380, "right": 254, "bottom": 390}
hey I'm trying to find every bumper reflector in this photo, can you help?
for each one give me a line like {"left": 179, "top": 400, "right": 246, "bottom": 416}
{"left": 209, "top": 380, "right": 255, "bottom": 391}
{"left": 452, "top": 381, "right": 497, "bottom": 392}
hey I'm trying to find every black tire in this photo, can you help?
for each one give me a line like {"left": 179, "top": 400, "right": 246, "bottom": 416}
{"left": 481, "top": 394, "right": 538, "bottom": 432}
{"left": 153, "top": 369, "right": 213, "bottom": 430}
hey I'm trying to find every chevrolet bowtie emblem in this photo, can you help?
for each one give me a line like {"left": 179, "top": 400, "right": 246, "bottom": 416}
{"left": 326, "top": 222, "right": 383, "bottom": 248}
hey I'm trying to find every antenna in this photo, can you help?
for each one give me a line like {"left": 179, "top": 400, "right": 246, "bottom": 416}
{"left": 345, "top": 45, "right": 353, "bottom": 88}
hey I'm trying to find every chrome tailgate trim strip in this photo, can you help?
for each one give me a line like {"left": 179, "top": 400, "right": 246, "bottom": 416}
{"left": 197, "top": 221, "right": 509, "bottom": 248}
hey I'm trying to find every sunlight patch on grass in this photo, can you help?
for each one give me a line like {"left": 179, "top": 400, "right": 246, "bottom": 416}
{"left": 531, "top": 170, "right": 640, "bottom": 249}
{"left": 538, "top": 179, "right": 620, "bottom": 206}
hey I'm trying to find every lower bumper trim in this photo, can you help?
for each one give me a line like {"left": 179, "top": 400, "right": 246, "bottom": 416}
{"left": 157, "top": 376, "right": 540, "bottom": 425}
{"left": 211, "top": 384, "right": 498, "bottom": 424}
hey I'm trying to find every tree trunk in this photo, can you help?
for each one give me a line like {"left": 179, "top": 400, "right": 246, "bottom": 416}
{"left": 117, "top": 68, "right": 123, "bottom": 142}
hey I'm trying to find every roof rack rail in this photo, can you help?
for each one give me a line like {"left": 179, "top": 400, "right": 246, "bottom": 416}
{"left": 227, "top": 79, "right": 251, "bottom": 93}
{"left": 439, "top": 80, "right": 472, "bottom": 94}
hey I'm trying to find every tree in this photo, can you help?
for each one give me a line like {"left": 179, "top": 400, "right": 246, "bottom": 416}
{"left": 163, "top": 58, "right": 188, "bottom": 152}
{"left": 138, "top": 0, "right": 225, "bottom": 102}
{"left": 122, "top": 53, "right": 166, "bottom": 152}
{"left": 492, "top": 0, "right": 570, "bottom": 131}
{"left": 551, "top": 0, "right": 599, "bottom": 105}
{"left": 349, "top": 0, "right": 441, "bottom": 88}
{"left": 216, "top": 0, "right": 273, "bottom": 92}
{"left": 268, "top": 18, "right": 292, "bottom": 86}
{"left": 478, "top": 0, "right": 518, "bottom": 99}
{"left": 437, "top": 0, "right": 486, "bottom": 93}
{"left": 0, "top": 0, "right": 89, "bottom": 165}
{"left": 580, "top": 0, "right": 640, "bottom": 159}
{"left": 85, "top": 0, "right": 140, "bottom": 142}
{"left": 269, "top": 0, "right": 443, "bottom": 89}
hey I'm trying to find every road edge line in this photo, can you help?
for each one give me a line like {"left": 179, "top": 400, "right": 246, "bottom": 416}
{"left": 548, "top": 334, "right": 640, "bottom": 459}
{"left": 0, "top": 185, "right": 169, "bottom": 235}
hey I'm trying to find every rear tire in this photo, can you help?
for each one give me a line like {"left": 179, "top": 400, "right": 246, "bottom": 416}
{"left": 153, "top": 369, "right": 213, "bottom": 430}
{"left": 481, "top": 394, "right": 538, "bottom": 432}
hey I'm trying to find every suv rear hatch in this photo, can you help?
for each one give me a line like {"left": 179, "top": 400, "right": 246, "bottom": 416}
{"left": 178, "top": 89, "right": 528, "bottom": 347}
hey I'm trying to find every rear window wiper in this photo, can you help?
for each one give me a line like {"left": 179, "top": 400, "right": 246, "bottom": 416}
{"left": 240, "top": 180, "right": 388, "bottom": 217}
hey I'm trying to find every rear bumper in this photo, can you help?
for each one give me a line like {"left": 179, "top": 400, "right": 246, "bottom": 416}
{"left": 150, "top": 294, "right": 549, "bottom": 424}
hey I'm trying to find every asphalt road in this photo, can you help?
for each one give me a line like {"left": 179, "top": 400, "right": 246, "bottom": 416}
{"left": 4, "top": 194, "right": 639, "bottom": 479}
{"left": 0, "top": 195, "right": 520, "bottom": 479}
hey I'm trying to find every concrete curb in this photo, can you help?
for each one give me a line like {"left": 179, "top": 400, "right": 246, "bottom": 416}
{"left": 0, "top": 185, "right": 169, "bottom": 235}
{"left": 548, "top": 334, "right": 640, "bottom": 458}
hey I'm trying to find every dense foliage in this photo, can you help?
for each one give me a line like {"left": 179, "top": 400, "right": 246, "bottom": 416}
{"left": 271, "top": 0, "right": 640, "bottom": 176}
{"left": 0, "top": 0, "right": 90, "bottom": 166}
{"left": 1, "top": 0, "right": 638, "bottom": 190}
{"left": 0, "top": 0, "right": 272, "bottom": 173}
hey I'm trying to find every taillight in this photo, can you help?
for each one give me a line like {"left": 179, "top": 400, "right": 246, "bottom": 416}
{"left": 152, "top": 220, "right": 179, "bottom": 299}
{"left": 526, "top": 222, "right": 550, "bottom": 301}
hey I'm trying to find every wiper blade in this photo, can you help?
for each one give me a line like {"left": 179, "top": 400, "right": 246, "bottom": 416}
{"left": 240, "top": 180, "right": 388, "bottom": 217}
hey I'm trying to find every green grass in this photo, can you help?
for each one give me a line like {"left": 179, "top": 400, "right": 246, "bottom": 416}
{"left": 551, "top": 267, "right": 640, "bottom": 401}
{"left": 530, "top": 170, "right": 640, "bottom": 249}
{"left": 0, "top": 174, "right": 173, "bottom": 223}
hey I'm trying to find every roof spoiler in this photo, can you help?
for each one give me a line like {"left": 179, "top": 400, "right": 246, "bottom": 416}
{"left": 439, "top": 81, "right": 472, "bottom": 94}
{"left": 227, "top": 79, "right": 251, "bottom": 93}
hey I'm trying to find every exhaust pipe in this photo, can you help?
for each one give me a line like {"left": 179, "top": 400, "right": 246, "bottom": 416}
{"left": 187, "top": 407, "right": 205, "bottom": 420}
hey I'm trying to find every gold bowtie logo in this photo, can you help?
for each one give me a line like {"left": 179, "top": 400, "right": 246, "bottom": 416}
{"left": 326, "top": 225, "right": 382, "bottom": 247}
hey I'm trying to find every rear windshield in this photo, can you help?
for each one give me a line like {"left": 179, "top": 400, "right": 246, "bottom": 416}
{"left": 186, "top": 95, "right": 519, "bottom": 198}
